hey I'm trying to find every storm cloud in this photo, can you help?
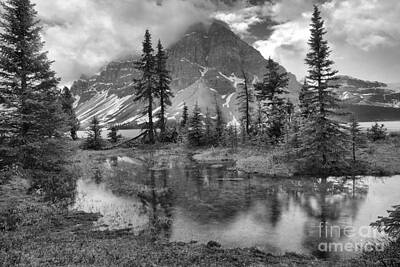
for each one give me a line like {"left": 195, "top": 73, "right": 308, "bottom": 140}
{"left": 34, "top": 0, "right": 216, "bottom": 85}
{"left": 222, "top": 0, "right": 400, "bottom": 82}
{"left": 34, "top": 0, "right": 400, "bottom": 85}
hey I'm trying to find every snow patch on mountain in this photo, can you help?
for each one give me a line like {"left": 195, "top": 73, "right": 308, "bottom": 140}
{"left": 181, "top": 57, "right": 209, "bottom": 77}
{"left": 341, "top": 91, "right": 352, "bottom": 100}
{"left": 223, "top": 93, "right": 235, "bottom": 108}
{"left": 76, "top": 91, "right": 132, "bottom": 124}
{"left": 121, "top": 115, "right": 140, "bottom": 125}
{"left": 73, "top": 95, "right": 80, "bottom": 109}
{"left": 219, "top": 72, "right": 244, "bottom": 89}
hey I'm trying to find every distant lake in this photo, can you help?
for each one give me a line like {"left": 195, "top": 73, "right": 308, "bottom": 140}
{"left": 77, "top": 129, "right": 142, "bottom": 139}
{"left": 359, "top": 121, "right": 400, "bottom": 132}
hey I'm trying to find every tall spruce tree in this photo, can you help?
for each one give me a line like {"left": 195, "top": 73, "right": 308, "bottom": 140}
{"left": 134, "top": 30, "right": 157, "bottom": 144}
{"left": 349, "top": 117, "right": 362, "bottom": 165}
{"left": 155, "top": 40, "right": 173, "bottom": 140}
{"left": 180, "top": 103, "right": 189, "bottom": 128}
{"left": 187, "top": 103, "right": 203, "bottom": 147}
{"left": 236, "top": 70, "right": 253, "bottom": 136}
{"left": 61, "top": 87, "right": 80, "bottom": 140}
{"left": 255, "top": 58, "right": 289, "bottom": 103}
{"left": 0, "top": 0, "right": 65, "bottom": 164}
{"left": 299, "top": 80, "right": 312, "bottom": 117}
{"left": 299, "top": 5, "right": 349, "bottom": 174}
{"left": 0, "top": 0, "right": 76, "bottom": 202}
{"left": 254, "top": 57, "right": 289, "bottom": 143}
{"left": 85, "top": 117, "right": 103, "bottom": 150}
{"left": 214, "top": 99, "right": 225, "bottom": 145}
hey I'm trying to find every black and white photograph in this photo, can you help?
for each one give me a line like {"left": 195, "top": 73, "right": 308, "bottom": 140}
{"left": 1, "top": 0, "right": 400, "bottom": 266}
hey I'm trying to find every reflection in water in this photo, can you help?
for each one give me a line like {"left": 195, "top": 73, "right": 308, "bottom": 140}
{"left": 70, "top": 155, "right": 400, "bottom": 259}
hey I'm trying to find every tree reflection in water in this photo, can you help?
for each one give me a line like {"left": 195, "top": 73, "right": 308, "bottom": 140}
{"left": 299, "top": 176, "right": 369, "bottom": 259}
{"left": 79, "top": 153, "right": 397, "bottom": 260}
{"left": 167, "top": 168, "right": 370, "bottom": 258}
{"left": 137, "top": 152, "right": 175, "bottom": 240}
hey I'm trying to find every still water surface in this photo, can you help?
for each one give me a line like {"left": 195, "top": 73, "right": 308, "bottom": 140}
{"left": 71, "top": 154, "right": 399, "bottom": 260}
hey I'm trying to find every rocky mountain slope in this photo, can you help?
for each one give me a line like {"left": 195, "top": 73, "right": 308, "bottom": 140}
{"left": 334, "top": 75, "right": 400, "bottom": 122}
{"left": 334, "top": 75, "right": 400, "bottom": 107}
{"left": 71, "top": 20, "right": 300, "bottom": 127}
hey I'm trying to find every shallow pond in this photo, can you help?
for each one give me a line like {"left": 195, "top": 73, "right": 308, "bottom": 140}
{"left": 71, "top": 153, "right": 399, "bottom": 260}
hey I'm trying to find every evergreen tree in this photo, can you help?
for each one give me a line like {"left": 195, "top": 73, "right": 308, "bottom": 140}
{"left": 283, "top": 99, "right": 295, "bottom": 143}
{"left": 0, "top": 0, "right": 63, "bottom": 142}
{"left": 225, "top": 125, "right": 238, "bottom": 150}
{"left": 107, "top": 126, "right": 122, "bottom": 144}
{"left": 284, "top": 99, "right": 294, "bottom": 122}
{"left": 298, "top": 5, "right": 349, "bottom": 174}
{"left": 0, "top": 0, "right": 75, "bottom": 201}
{"left": 61, "top": 87, "right": 80, "bottom": 140}
{"left": 155, "top": 40, "right": 173, "bottom": 140}
{"left": 0, "top": 0, "right": 65, "bottom": 160}
{"left": 203, "top": 108, "right": 213, "bottom": 146}
{"left": 180, "top": 103, "right": 189, "bottom": 128}
{"left": 299, "top": 80, "right": 312, "bottom": 117}
{"left": 349, "top": 117, "right": 362, "bottom": 164}
{"left": 85, "top": 117, "right": 103, "bottom": 150}
{"left": 367, "top": 122, "right": 387, "bottom": 141}
{"left": 255, "top": 58, "right": 289, "bottom": 103}
{"left": 187, "top": 103, "right": 203, "bottom": 146}
{"left": 0, "top": 0, "right": 64, "bottom": 139}
{"left": 254, "top": 57, "right": 289, "bottom": 143}
{"left": 236, "top": 70, "right": 253, "bottom": 136}
{"left": 255, "top": 101, "right": 264, "bottom": 134}
{"left": 134, "top": 30, "right": 157, "bottom": 144}
{"left": 214, "top": 99, "right": 225, "bottom": 145}
{"left": 288, "top": 113, "right": 302, "bottom": 148}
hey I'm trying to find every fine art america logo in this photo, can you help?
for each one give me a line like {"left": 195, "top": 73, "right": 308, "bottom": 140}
{"left": 317, "top": 222, "right": 385, "bottom": 253}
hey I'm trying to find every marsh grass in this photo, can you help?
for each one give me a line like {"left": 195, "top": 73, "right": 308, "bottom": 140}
{"left": 193, "top": 135, "right": 400, "bottom": 177}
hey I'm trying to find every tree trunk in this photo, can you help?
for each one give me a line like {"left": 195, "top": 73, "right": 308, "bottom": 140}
{"left": 352, "top": 137, "right": 356, "bottom": 164}
{"left": 148, "top": 80, "right": 154, "bottom": 144}
{"left": 160, "top": 93, "right": 165, "bottom": 137}
{"left": 242, "top": 70, "right": 250, "bottom": 136}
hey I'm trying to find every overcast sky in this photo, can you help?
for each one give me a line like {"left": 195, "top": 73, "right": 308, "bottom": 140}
{"left": 33, "top": 0, "right": 400, "bottom": 85}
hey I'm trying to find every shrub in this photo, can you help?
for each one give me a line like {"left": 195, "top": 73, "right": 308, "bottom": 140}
{"left": 367, "top": 123, "right": 387, "bottom": 141}
{"left": 159, "top": 127, "right": 178, "bottom": 143}
{"left": 107, "top": 126, "right": 122, "bottom": 143}
{"left": 0, "top": 204, "right": 21, "bottom": 232}
{"left": 371, "top": 205, "right": 400, "bottom": 240}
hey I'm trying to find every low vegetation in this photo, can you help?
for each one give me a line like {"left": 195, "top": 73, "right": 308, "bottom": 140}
{"left": 193, "top": 134, "right": 400, "bottom": 177}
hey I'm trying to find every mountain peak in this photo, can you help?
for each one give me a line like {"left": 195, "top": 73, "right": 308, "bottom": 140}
{"left": 72, "top": 21, "right": 300, "bottom": 127}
